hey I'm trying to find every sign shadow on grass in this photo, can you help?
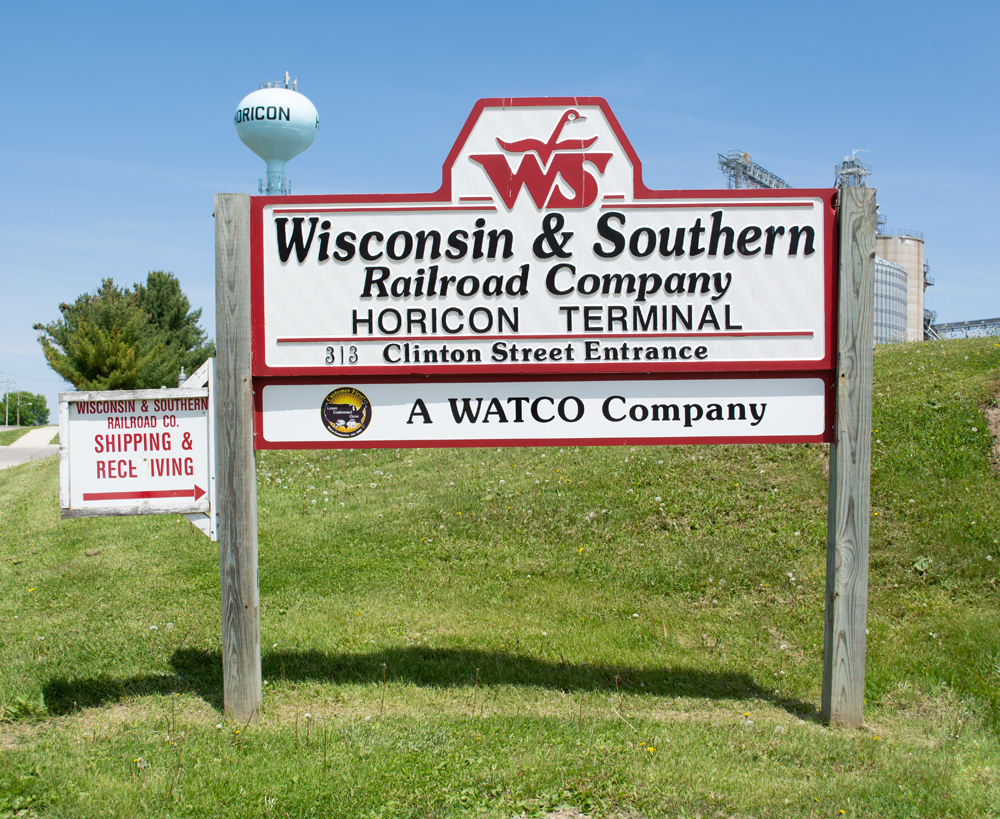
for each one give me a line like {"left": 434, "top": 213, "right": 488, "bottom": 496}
{"left": 42, "top": 645, "right": 820, "bottom": 722}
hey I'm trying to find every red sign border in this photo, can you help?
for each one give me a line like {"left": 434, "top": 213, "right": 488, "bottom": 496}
{"left": 248, "top": 96, "right": 838, "bottom": 380}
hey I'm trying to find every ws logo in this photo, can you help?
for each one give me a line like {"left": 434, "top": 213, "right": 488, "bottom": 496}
{"left": 470, "top": 109, "right": 612, "bottom": 210}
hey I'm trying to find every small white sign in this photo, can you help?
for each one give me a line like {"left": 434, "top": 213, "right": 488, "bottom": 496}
{"left": 60, "top": 389, "right": 211, "bottom": 518}
{"left": 259, "top": 377, "right": 828, "bottom": 448}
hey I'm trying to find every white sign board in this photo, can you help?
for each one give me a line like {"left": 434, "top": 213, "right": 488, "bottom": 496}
{"left": 257, "top": 377, "right": 829, "bottom": 449}
{"left": 251, "top": 98, "right": 835, "bottom": 382}
{"left": 60, "top": 389, "right": 211, "bottom": 519}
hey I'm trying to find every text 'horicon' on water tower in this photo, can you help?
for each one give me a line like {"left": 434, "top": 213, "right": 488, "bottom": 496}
{"left": 234, "top": 72, "right": 318, "bottom": 195}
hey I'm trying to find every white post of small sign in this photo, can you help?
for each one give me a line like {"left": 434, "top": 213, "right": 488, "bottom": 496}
{"left": 183, "top": 358, "right": 218, "bottom": 541}
{"left": 822, "top": 186, "right": 876, "bottom": 727}
{"left": 215, "top": 193, "right": 262, "bottom": 721}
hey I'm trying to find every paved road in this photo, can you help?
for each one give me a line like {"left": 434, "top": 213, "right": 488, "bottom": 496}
{"left": 0, "top": 426, "right": 59, "bottom": 470}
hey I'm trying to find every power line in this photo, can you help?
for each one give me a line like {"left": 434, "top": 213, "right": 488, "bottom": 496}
{"left": 0, "top": 369, "right": 72, "bottom": 384}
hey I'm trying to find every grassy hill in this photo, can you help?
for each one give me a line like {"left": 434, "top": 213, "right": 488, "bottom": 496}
{"left": 1, "top": 337, "right": 998, "bottom": 818}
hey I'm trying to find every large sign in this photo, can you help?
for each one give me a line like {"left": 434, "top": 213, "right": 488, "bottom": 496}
{"left": 249, "top": 97, "right": 836, "bottom": 448}
{"left": 252, "top": 98, "right": 835, "bottom": 379}
{"left": 59, "top": 389, "right": 211, "bottom": 519}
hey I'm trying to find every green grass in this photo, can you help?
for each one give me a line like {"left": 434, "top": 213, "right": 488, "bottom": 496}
{"left": 0, "top": 428, "right": 31, "bottom": 446}
{"left": 1, "top": 336, "right": 999, "bottom": 818}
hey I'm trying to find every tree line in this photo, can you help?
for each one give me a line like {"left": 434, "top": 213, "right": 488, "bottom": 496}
{"left": 0, "top": 392, "right": 49, "bottom": 427}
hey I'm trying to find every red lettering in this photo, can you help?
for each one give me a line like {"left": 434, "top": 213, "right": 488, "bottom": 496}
{"left": 469, "top": 152, "right": 612, "bottom": 209}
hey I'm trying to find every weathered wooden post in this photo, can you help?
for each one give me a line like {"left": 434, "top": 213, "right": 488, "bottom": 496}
{"left": 214, "top": 193, "right": 262, "bottom": 721}
{"left": 822, "top": 185, "right": 877, "bottom": 727}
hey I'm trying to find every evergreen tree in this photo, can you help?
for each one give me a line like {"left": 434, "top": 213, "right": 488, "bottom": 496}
{"left": 34, "top": 273, "right": 214, "bottom": 390}
{"left": 135, "top": 271, "right": 215, "bottom": 387}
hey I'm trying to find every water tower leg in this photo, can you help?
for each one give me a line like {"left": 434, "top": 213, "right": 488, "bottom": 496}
{"left": 214, "top": 193, "right": 262, "bottom": 721}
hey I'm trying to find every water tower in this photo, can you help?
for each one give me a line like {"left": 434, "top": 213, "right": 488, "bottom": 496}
{"left": 234, "top": 72, "right": 319, "bottom": 195}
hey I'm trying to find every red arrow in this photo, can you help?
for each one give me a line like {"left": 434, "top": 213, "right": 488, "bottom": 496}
{"left": 83, "top": 486, "right": 206, "bottom": 502}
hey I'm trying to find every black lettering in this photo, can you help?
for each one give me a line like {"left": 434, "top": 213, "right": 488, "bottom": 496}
{"left": 446, "top": 229, "right": 469, "bottom": 260}
{"left": 546, "top": 263, "right": 575, "bottom": 296}
{"left": 658, "top": 226, "right": 685, "bottom": 257}
{"left": 764, "top": 225, "right": 785, "bottom": 256}
{"left": 361, "top": 267, "right": 390, "bottom": 298}
{"left": 360, "top": 231, "right": 384, "bottom": 261}
{"left": 407, "top": 399, "right": 432, "bottom": 424}
{"left": 737, "top": 225, "right": 762, "bottom": 256}
{"left": 415, "top": 230, "right": 442, "bottom": 260}
{"left": 449, "top": 398, "right": 482, "bottom": 423}
{"left": 386, "top": 231, "right": 413, "bottom": 261}
{"left": 275, "top": 217, "right": 318, "bottom": 263}
{"left": 788, "top": 226, "right": 815, "bottom": 256}
{"left": 689, "top": 217, "right": 706, "bottom": 257}
{"left": 708, "top": 211, "right": 735, "bottom": 257}
{"left": 629, "top": 226, "right": 656, "bottom": 258}
{"left": 487, "top": 229, "right": 514, "bottom": 260}
{"left": 593, "top": 211, "right": 626, "bottom": 258}
{"left": 334, "top": 231, "right": 356, "bottom": 262}
{"left": 482, "top": 398, "right": 507, "bottom": 423}
{"left": 602, "top": 396, "right": 626, "bottom": 422}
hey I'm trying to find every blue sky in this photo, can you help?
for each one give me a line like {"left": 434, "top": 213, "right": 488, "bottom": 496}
{"left": 2, "top": 1, "right": 997, "bottom": 421}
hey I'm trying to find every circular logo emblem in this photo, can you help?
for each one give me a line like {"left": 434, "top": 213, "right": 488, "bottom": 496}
{"left": 320, "top": 387, "right": 372, "bottom": 439}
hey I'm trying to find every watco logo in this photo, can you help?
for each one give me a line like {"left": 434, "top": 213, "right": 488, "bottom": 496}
{"left": 470, "top": 109, "right": 612, "bottom": 209}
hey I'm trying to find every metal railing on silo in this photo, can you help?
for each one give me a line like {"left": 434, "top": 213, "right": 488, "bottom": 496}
{"left": 873, "top": 257, "right": 908, "bottom": 344}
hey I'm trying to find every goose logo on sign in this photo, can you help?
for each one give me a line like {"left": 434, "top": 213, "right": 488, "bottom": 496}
{"left": 470, "top": 109, "right": 613, "bottom": 209}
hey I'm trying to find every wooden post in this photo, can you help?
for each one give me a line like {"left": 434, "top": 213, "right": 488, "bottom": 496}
{"left": 214, "top": 193, "right": 262, "bottom": 721}
{"left": 822, "top": 186, "right": 877, "bottom": 727}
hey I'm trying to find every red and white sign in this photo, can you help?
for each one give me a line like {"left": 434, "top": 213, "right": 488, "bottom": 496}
{"left": 251, "top": 98, "right": 836, "bottom": 381}
{"left": 59, "top": 389, "right": 211, "bottom": 518}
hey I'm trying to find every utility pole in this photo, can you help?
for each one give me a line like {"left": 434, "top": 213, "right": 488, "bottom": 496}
{"left": 1, "top": 380, "right": 13, "bottom": 426}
